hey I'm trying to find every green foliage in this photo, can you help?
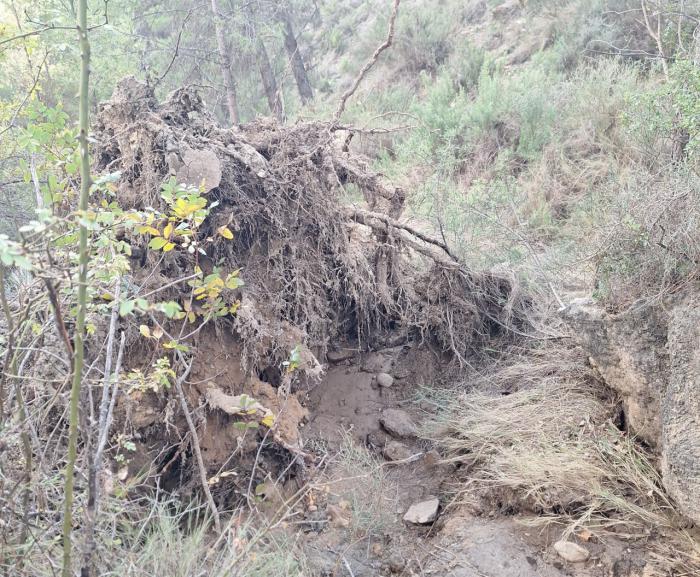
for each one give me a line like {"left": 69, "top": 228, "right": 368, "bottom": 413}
{"left": 625, "top": 60, "right": 700, "bottom": 162}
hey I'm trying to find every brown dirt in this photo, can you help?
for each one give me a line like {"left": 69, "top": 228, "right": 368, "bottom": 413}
{"left": 92, "top": 78, "right": 683, "bottom": 577}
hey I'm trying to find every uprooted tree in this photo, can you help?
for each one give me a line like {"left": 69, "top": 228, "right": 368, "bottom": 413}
{"left": 0, "top": 72, "right": 530, "bottom": 572}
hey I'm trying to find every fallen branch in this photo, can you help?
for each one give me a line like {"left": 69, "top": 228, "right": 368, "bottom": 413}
{"left": 174, "top": 357, "right": 221, "bottom": 532}
{"left": 346, "top": 207, "right": 459, "bottom": 262}
{"left": 333, "top": 0, "right": 400, "bottom": 122}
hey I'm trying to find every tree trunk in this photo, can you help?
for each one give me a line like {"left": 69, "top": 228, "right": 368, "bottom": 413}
{"left": 279, "top": 7, "right": 314, "bottom": 104}
{"left": 256, "top": 37, "right": 285, "bottom": 121}
{"left": 62, "top": 0, "right": 91, "bottom": 575}
{"left": 210, "top": 0, "right": 240, "bottom": 125}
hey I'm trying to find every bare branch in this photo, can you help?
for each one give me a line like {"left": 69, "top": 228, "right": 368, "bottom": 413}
{"left": 174, "top": 356, "right": 222, "bottom": 532}
{"left": 333, "top": 0, "right": 400, "bottom": 123}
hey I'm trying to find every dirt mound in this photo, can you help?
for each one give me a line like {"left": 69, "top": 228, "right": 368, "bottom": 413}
{"left": 91, "top": 77, "right": 531, "bottom": 507}
{"left": 95, "top": 77, "right": 527, "bottom": 372}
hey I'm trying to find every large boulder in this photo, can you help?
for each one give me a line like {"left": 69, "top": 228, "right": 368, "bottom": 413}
{"left": 562, "top": 294, "right": 700, "bottom": 524}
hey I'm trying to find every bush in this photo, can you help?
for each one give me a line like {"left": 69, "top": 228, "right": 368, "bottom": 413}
{"left": 592, "top": 166, "right": 700, "bottom": 308}
{"left": 625, "top": 60, "right": 700, "bottom": 166}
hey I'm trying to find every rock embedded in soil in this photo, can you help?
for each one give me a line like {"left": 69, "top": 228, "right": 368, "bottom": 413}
{"left": 326, "top": 349, "right": 356, "bottom": 364}
{"left": 403, "top": 496, "right": 440, "bottom": 524}
{"left": 376, "top": 372, "right": 395, "bottom": 387}
{"left": 383, "top": 440, "right": 413, "bottom": 461}
{"left": 380, "top": 408, "right": 418, "bottom": 438}
{"left": 387, "top": 553, "right": 406, "bottom": 573}
{"left": 553, "top": 541, "right": 590, "bottom": 563}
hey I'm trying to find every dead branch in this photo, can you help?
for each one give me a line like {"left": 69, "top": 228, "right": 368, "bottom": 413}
{"left": 173, "top": 356, "right": 221, "bottom": 532}
{"left": 333, "top": 0, "right": 400, "bottom": 122}
{"left": 641, "top": 0, "right": 669, "bottom": 78}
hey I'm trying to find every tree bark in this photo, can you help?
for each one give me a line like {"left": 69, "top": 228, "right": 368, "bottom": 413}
{"left": 279, "top": 7, "right": 314, "bottom": 104}
{"left": 62, "top": 0, "right": 91, "bottom": 575}
{"left": 243, "top": 4, "right": 285, "bottom": 121}
{"left": 255, "top": 35, "right": 285, "bottom": 121}
{"left": 210, "top": 0, "right": 240, "bottom": 125}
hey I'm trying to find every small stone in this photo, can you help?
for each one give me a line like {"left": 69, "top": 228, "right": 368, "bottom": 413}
{"left": 376, "top": 372, "right": 394, "bottom": 387}
{"left": 387, "top": 553, "right": 406, "bottom": 572}
{"left": 403, "top": 497, "right": 439, "bottom": 524}
{"left": 380, "top": 409, "right": 418, "bottom": 438}
{"left": 553, "top": 540, "right": 590, "bottom": 563}
{"left": 383, "top": 440, "right": 413, "bottom": 462}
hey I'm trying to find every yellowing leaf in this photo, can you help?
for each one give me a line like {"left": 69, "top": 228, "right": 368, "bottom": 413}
{"left": 163, "top": 222, "right": 173, "bottom": 239}
{"left": 217, "top": 225, "right": 233, "bottom": 240}
{"left": 149, "top": 237, "right": 168, "bottom": 250}
{"left": 260, "top": 413, "right": 275, "bottom": 428}
{"left": 138, "top": 225, "right": 160, "bottom": 236}
{"left": 139, "top": 325, "right": 151, "bottom": 338}
{"left": 163, "top": 242, "right": 176, "bottom": 252}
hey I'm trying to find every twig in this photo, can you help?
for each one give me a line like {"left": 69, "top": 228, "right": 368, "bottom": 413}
{"left": 153, "top": 9, "right": 192, "bottom": 88}
{"left": 173, "top": 356, "right": 221, "bottom": 532}
{"left": 42, "top": 278, "right": 74, "bottom": 361}
{"left": 333, "top": 0, "right": 400, "bottom": 122}
{"left": 342, "top": 556, "right": 356, "bottom": 577}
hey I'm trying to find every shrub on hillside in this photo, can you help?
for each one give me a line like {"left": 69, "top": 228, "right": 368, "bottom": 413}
{"left": 593, "top": 166, "right": 699, "bottom": 308}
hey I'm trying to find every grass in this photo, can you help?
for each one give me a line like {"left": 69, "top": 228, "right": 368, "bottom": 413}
{"left": 424, "top": 342, "right": 700, "bottom": 572}
{"left": 332, "top": 430, "right": 397, "bottom": 538}
{"left": 0, "top": 494, "right": 309, "bottom": 577}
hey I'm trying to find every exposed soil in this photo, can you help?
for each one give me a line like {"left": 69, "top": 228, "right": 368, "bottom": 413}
{"left": 94, "top": 78, "right": 682, "bottom": 576}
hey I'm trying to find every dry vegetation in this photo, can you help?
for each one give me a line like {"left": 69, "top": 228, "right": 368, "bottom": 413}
{"left": 426, "top": 342, "right": 700, "bottom": 572}
{"left": 2, "top": 0, "right": 700, "bottom": 575}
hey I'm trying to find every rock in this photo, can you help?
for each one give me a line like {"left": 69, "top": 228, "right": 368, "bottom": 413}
{"left": 561, "top": 298, "right": 664, "bottom": 444}
{"left": 662, "top": 298, "right": 700, "bottom": 525}
{"left": 361, "top": 352, "right": 393, "bottom": 373}
{"left": 376, "top": 372, "right": 394, "bottom": 387}
{"left": 174, "top": 147, "right": 222, "bottom": 192}
{"left": 553, "top": 540, "right": 589, "bottom": 563}
{"left": 403, "top": 497, "right": 439, "bottom": 524}
{"left": 326, "top": 349, "right": 355, "bottom": 364}
{"left": 562, "top": 293, "right": 700, "bottom": 525}
{"left": 383, "top": 440, "right": 413, "bottom": 462}
{"left": 380, "top": 409, "right": 418, "bottom": 438}
{"left": 387, "top": 552, "right": 406, "bottom": 572}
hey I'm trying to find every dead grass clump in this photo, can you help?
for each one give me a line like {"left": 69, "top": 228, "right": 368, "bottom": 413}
{"left": 427, "top": 344, "right": 682, "bottom": 537}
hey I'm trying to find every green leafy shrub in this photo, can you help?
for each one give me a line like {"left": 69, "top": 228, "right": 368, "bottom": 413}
{"left": 625, "top": 60, "right": 700, "bottom": 164}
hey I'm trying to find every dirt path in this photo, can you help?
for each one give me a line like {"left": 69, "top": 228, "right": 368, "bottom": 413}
{"left": 292, "top": 345, "right": 600, "bottom": 577}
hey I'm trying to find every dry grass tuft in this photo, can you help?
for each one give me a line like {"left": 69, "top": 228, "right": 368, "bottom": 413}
{"left": 426, "top": 343, "right": 700, "bottom": 569}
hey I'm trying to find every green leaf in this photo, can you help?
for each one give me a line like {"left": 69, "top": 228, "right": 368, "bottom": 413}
{"left": 119, "top": 300, "right": 136, "bottom": 317}
{"left": 149, "top": 237, "right": 168, "bottom": 250}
